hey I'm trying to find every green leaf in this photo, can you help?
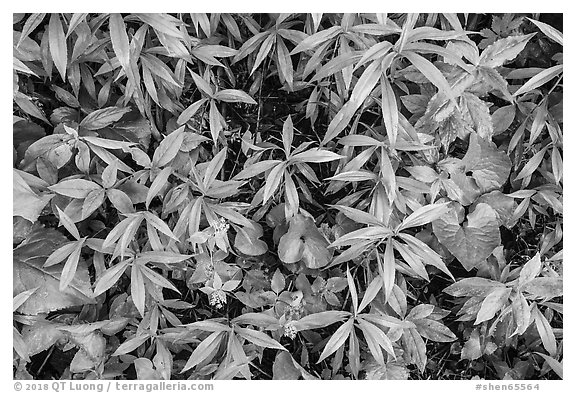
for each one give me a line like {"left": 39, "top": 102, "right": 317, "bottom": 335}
{"left": 233, "top": 160, "right": 283, "bottom": 180}
{"left": 528, "top": 18, "right": 563, "bottom": 46}
{"left": 444, "top": 277, "right": 506, "bottom": 298}
{"left": 203, "top": 148, "right": 227, "bottom": 188}
{"left": 94, "top": 261, "right": 130, "bottom": 297}
{"left": 49, "top": 179, "right": 102, "bottom": 199}
{"left": 412, "top": 319, "right": 457, "bottom": 342}
{"left": 108, "top": 14, "right": 131, "bottom": 69}
{"left": 535, "top": 353, "right": 563, "bottom": 379}
{"left": 134, "top": 13, "right": 184, "bottom": 39}
{"left": 522, "top": 277, "right": 563, "bottom": 298}
{"left": 433, "top": 203, "right": 501, "bottom": 271}
{"left": 262, "top": 162, "right": 286, "bottom": 203}
{"left": 398, "top": 202, "right": 449, "bottom": 231}
{"left": 532, "top": 306, "right": 557, "bottom": 356}
{"left": 112, "top": 333, "right": 150, "bottom": 356}
{"left": 212, "top": 89, "right": 256, "bottom": 104}
{"left": 293, "top": 311, "right": 351, "bottom": 331}
{"left": 474, "top": 287, "right": 512, "bottom": 324}
{"left": 317, "top": 318, "right": 353, "bottom": 363}
{"left": 18, "top": 13, "right": 46, "bottom": 48}
{"left": 479, "top": 33, "right": 536, "bottom": 68}
{"left": 182, "top": 331, "right": 224, "bottom": 372}
{"left": 273, "top": 352, "right": 302, "bottom": 380}
{"left": 79, "top": 106, "right": 132, "bottom": 130}
{"left": 462, "top": 133, "right": 512, "bottom": 194}
{"left": 146, "top": 167, "right": 172, "bottom": 208}
{"left": 513, "top": 64, "right": 563, "bottom": 97}
{"left": 48, "top": 13, "right": 67, "bottom": 80}
{"left": 278, "top": 214, "right": 332, "bottom": 268}
{"left": 235, "top": 327, "right": 286, "bottom": 351}
{"left": 152, "top": 126, "right": 185, "bottom": 167}
{"left": 14, "top": 227, "right": 94, "bottom": 315}
{"left": 177, "top": 98, "right": 208, "bottom": 125}
{"left": 290, "top": 148, "right": 343, "bottom": 163}
{"left": 403, "top": 51, "right": 454, "bottom": 99}
{"left": 13, "top": 170, "right": 53, "bottom": 223}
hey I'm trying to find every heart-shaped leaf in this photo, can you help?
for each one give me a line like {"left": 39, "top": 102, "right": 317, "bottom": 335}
{"left": 278, "top": 214, "right": 332, "bottom": 269}
{"left": 432, "top": 202, "right": 501, "bottom": 270}
{"left": 462, "top": 133, "right": 512, "bottom": 194}
{"left": 234, "top": 222, "right": 268, "bottom": 256}
{"left": 13, "top": 227, "right": 95, "bottom": 315}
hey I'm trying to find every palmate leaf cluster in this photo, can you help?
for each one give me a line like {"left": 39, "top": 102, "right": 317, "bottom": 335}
{"left": 13, "top": 13, "right": 562, "bottom": 380}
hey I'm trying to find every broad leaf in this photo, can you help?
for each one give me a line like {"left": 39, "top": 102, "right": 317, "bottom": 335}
{"left": 433, "top": 203, "right": 501, "bottom": 270}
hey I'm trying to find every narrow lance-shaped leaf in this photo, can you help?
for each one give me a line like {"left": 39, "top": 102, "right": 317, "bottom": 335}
{"left": 317, "top": 318, "right": 353, "bottom": 363}
{"left": 48, "top": 13, "right": 67, "bottom": 80}
{"left": 346, "top": 267, "right": 358, "bottom": 314}
{"left": 403, "top": 51, "right": 454, "bottom": 100}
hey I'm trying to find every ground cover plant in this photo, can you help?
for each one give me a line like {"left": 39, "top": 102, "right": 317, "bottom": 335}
{"left": 12, "top": 13, "right": 563, "bottom": 380}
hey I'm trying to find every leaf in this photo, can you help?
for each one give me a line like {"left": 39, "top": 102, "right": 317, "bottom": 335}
{"left": 234, "top": 224, "right": 268, "bottom": 256}
{"left": 513, "top": 64, "right": 563, "bottom": 97}
{"left": 131, "top": 264, "right": 146, "bottom": 316}
{"left": 293, "top": 311, "right": 351, "bottom": 331}
{"left": 278, "top": 214, "right": 332, "bottom": 268}
{"left": 235, "top": 327, "right": 286, "bottom": 351}
{"left": 532, "top": 306, "right": 557, "bottom": 356}
{"left": 398, "top": 202, "right": 449, "bottom": 231}
{"left": 13, "top": 227, "right": 94, "bottom": 315}
{"left": 462, "top": 133, "right": 512, "bottom": 193}
{"left": 233, "top": 160, "right": 283, "bottom": 180}
{"left": 528, "top": 18, "right": 563, "bottom": 46}
{"left": 474, "top": 287, "right": 512, "bottom": 324}
{"left": 273, "top": 352, "right": 302, "bottom": 380}
{"left": 535, "top": 353, "right": 563, "bottom": 379}
{"left": 82, "top": 189, "right": 105, "bottom": 219}
{"left": 262, "top": 162, "right": 286, "bottom": 203}
{"left": 93, "top": 261, "right": 130, "bottom": 297}
{"left": 444, "top": 277, "right": 505, "bottom": 297}
{"left": 380, "top": 75, "right": 399, "bottom": 145}
{"left": 519, "top": 252, "right": 542, "bottom": 286}
{"left": 522, "top": 277, "right": 563, "bottom": 298}
{"left": 271, "top": 269, "right": 285, "bottom": 293}
{"left": 461, "top": 328, "right": 483, "bottom": 360}
{"left": 49, "top": 179, "right": 102, "bottom": 199}
{"left": 401, "top": 328, "right": 427, "bottom": 372}
{"left": 460, "top": 93, "right": 494, "bottom": 139}
{"left": 317, "top": 318, "right": 353, "bottom": 363}
{"left": 212, "top": 89, "right": 257, "bottom": 104}
{"left": 381, "top": 239, "right": 395, "bottom": 300}
{"left": 146, "top": 167, "right": 172, "bottom": 208}
{"left": 290, "top": 148, "right": 343, "bottom": 163}
{"left": 511, "top": 292, "right": 532, "bottom": 335}
{"left": 13, "top": 170, "right": 53, "bottom": 223}
{"left": 177, "top": 98, "right": 208, "bottom": 125}
{"left": 358, "top": 275, "right": 383, "bottom": 313}
{"left": 60, "top": 240, "right": 85, "bottom": 290}
{"left": 109, "top": 14, "right": 131, "bottom": 70}
{"left": 346, "top": 267, "right": 358, "bottom": 314}
{"left": 413, "top": 319, "right": 457, "bottom": 342}
{"left": 403, "top": 51, "right": 454, "bottom": 99}
{"left": 358, "top": 318, "right": 395, "bottom": 361}
{"left": 112, "top": 334, "right": 150, "bottom": 356}
{"left": 203, "top": 148, "right": 227, "bottom": 188}
{"left": 48, "top": 13, "right": 67, "bottom": 80}
{"left": 152, "top": 126, "right": 185, "bottom": 167}
{"left": 79, "top": 106, "right": 131, "bottom": 130}
{"left": 479, "top": 33, "right": 536, "bottom": 68}
{"left": 433, "top": 202, "right": 500, "bottom": 270}
{"left": 251, "top": 33, "right": 275, "bottom": 75}
{"left": 18, "top": 14, "right": 46, "bottom": 48}
{"left": 134, "top": 13, "right": 184, "bottom": 39}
